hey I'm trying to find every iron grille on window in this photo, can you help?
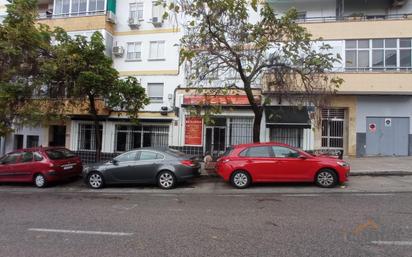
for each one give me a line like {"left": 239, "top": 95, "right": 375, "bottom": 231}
{"left": 270, "top": 128, "right": 303, "bottom": 148}
{"left": 228, "top": 118, "right": 254, "bottom": 145}
{"left": 78, "top": 124, "right": 102, "bottom": 151}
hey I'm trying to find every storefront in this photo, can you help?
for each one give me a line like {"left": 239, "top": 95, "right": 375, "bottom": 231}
{"left": 180, "top": 94, "right": 259, "bottom": 157}
{"left": 265, "top": 106, "right": 313, "bottom": 150}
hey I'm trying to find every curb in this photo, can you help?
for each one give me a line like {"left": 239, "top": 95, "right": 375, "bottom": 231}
{"left": 349, "top": 171, "right": 412, "bottom": 176}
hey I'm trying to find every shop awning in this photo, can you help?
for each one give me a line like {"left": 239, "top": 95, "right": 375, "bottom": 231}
{"left": 265, "top": 106, "right": 311, "bottom": 128}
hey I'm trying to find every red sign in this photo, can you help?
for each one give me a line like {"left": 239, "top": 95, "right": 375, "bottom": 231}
{"left": 185, "top": 117, "right": 203, "bottom": 146}
{"left": 183, "top": 95, "right": 261, "bottom": 106}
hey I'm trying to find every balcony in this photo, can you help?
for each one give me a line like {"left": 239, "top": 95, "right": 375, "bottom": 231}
{"left": 36, "top": 0, "right": 116, "bottom": 33}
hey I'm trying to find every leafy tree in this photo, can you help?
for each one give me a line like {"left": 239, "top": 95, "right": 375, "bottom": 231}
{"left": 166, "top": 0, "right": 343, "bottom": 142}
{"left": 0, "top": 0, "right": 52, "bottom": 135}
{"left": 44, "top": 30, "right": 149, "bottom": 161}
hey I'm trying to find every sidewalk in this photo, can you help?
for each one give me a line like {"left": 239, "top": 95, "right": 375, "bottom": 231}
{"left": 202, "top": 156, "right": 412, "bottom": 177}
{"left": 347, "top": 156, "right": 412, "bottom": 176}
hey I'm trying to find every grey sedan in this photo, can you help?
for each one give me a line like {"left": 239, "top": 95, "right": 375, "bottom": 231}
{"left": 83, "top": 148, "right": 200, "bottom": 189}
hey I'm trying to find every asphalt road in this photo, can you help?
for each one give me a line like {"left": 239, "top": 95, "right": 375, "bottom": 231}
{"left": 1, "top": 176, "right": 412, "bottom": 257}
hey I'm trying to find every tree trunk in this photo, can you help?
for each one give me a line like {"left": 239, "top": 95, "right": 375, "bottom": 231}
{"left": 252, "top": 107, "right": 263, "bottom": 143}
{"left": 242, "top": 81, "right": 263, "bottom": 143}
{"left": 88, "top": 94, "right": 102, "bottom": 162}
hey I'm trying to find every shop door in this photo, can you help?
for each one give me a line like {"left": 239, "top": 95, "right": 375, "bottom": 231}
{"left": 366, "top": 117, "right": 409, "bottom": 156}
{"left": 321, "top": 109, "right": 345, "bottom": 151}
{"left": 205, "top": 127, "right": 226, "bottom": 157}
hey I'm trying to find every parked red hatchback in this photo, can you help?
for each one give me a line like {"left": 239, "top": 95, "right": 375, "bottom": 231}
{"left": 0, "top": 147, "right": 82, "bottom": 188}
{"left": 216, "top": 142, "right": 350, "bottom": 189}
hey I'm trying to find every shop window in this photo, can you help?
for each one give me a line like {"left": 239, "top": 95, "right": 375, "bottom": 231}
{"left": 114, "top": 125, "right": 169, "bottom": 152}
{"left": 27, "top": 135, "right": 39, "bottom": 148}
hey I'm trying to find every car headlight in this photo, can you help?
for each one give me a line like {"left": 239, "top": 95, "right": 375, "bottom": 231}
{"left": 337, "top": 161, "right": 349, "bottom": 167}
{"left": 83, "top": 166, "right": 91, "bottom": 172}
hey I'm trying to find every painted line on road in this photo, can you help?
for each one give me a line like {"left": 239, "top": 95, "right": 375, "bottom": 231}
{"left": 371, "top": 241, "right": 412, "bottom": 246}
{"left": 28, "top": 228, "right": 134, "bottom": 236}
{"left": 282, "top": 193, "right": 395, "bottom": 197}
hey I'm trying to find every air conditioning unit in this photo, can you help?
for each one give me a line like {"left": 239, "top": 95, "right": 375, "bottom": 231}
{"left": 151, "top": 17, "right": 163, "bottom": 27}
{"left": 128, "top": 17, "right": 140, "bottom": 28}
{"left": 112, "top": 46, "right": 124, "bottom": 57}
{"left": 160, "top": 106, "right": 169, "bottom": 116}
{"left": 106, "top": 11, "right": 116, "bottom": 24}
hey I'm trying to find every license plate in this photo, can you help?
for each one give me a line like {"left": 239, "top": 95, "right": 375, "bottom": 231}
{"left": 63, "top": 165, "right": 73, "bottom": 170}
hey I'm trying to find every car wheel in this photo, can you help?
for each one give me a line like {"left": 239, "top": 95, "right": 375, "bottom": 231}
{"left": 157, "top": 171, "right": 176, "bottom": 189}
{"left": 230, "top": 171, "right": 251, "bottom": 189}
{"left": 34, "top": 174, "right": 47, "bottom": 188}
{"left": 87, "top": 172, "right": 104, "bottom": 189}
{"left": 315, "top": 169, "right": 338, "bottom": 188}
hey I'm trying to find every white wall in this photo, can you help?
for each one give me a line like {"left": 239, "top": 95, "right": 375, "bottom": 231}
{"left": 4, "top": 126, "right": 47, "bottom": 153}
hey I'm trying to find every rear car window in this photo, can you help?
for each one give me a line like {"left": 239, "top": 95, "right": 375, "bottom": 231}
{"left": 0, "top": 153, "right": 21, "bottom": 164}
{"left": 221, "top": 147, "right": 233, "bottom": 157}
{"left": 45, "top": 149, "right": 76, "bottom": 160}
{"left": 165, "top": 148, "right": 186, "bottom": 157}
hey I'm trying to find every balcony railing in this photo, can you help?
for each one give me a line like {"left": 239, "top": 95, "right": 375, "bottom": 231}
{"left": 296, "top": 13, "right": 412, "bottom": 23}
{"left": 37, "top": 10, "right": 106, "bottom": 20}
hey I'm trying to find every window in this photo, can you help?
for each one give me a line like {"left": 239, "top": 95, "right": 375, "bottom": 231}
{"left": 21, "top": 152, "right": 34, "bottom": 163}
{"left": 0, "top": 153, "right": 21, "bottom": 165}
{"left": 89, "top": 0, "right": 105, "bottom": 12}
{"left": 229, "top": 118, "right": 253, "bottom": 145}
{"left": 272, "top": 146, "right": 299, "bottom": 158}
{"left": 71, "top": 0, "right": 87, "bottom": 15}
{"left": 115, "top": 125, "right": 141, "bottom": 152}
{"left": 114, "top": 125, "right": 169, "bottom": 151}
{"left": 149, "top": 41, "right": 165, "bottom": 60}
{"left": 14, "top": 135, "right": 23, "bottom": 150}
{"left": 139, "top": 151, "right": 161, "bottom": 160}
{"left": 270, "top": 128, "right": 303, "bottom": 148}
{"left": 126, "top": 42, "right": 142, "bottom": 61}
{"left": 130, "top": 2, "right": 144, "bottom": 20}
{"left": 115, "top": 151, "right": 137, "bottom": 162}
{"left": 78, "top": 124, "right": 102, "bottom": 151}
{"left": 54, "top": 0, "right": 71, "bottom": 16}
{"left": 345, "top": 38, "right": 412, "bottom": 71}
{"left": 400, "top": 39, "right": 412, "bottom": 69}
{"left": 147, "top": 83, "right": 164, "bottom": 102}
{"left": 152, "top": 1, "right": 164, "bottom": 19}
{"left": 240, "top": 146, "right": 272, "bottom": 158}
{"left": 27, "top": 135, "right": 39, "bottom": 148}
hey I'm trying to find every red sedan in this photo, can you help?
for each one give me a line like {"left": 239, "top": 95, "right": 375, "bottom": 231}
{"left": 216, "top": 142, "right": 350, "bottom": 189}
{"left": 0, "top": 147, "right": 82, "bottom": 188}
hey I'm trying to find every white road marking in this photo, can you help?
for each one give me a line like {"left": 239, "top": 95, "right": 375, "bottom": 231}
{"left": 28, "top": 228, "right": 134, "bottom": 236}
{"left": 371, "top": 241, "right": 412, "bottom": 246}
{"left": 283, "top": 194, "right": 322, "bottom": 197}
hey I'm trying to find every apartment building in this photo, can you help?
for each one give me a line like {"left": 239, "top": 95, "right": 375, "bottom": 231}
{"left": 0, "top": 0, "right": 183, "bottom": 161}
{"left": 1, "top": 0, "right": 411, "bottom": 159}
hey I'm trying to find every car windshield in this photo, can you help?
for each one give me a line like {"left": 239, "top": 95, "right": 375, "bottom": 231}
{"left": 46, "top": 149, "right": 76, "bottom": 160}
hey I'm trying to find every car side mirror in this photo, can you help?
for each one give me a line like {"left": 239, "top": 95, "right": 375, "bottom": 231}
{"left": 298, "top": 155, "right": 307, "bottom": 160}
{"left": 112, "top": 159, "right": 118, "bottom": 165}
